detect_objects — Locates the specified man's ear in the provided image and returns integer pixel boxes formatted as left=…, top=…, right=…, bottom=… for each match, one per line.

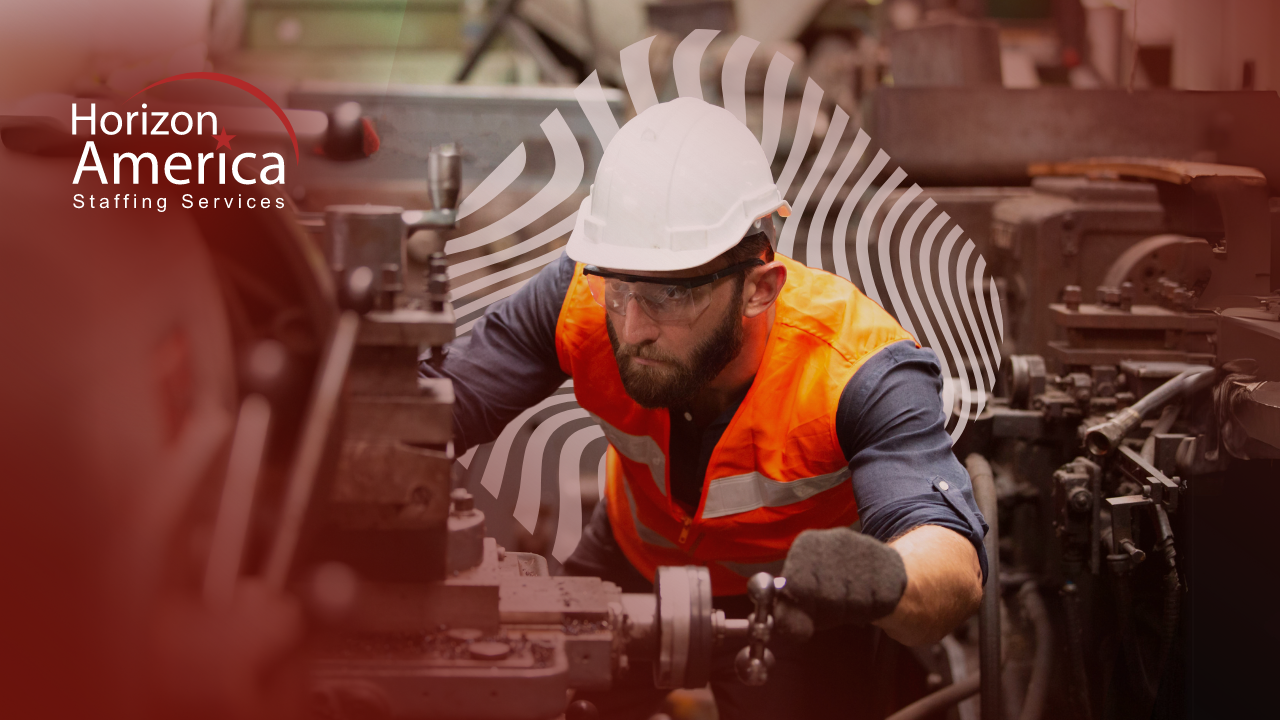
left=742, top=261, right=786, bottom=318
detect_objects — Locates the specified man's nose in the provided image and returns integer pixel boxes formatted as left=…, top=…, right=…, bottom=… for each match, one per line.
left=621, top=297, right=661, bottom=344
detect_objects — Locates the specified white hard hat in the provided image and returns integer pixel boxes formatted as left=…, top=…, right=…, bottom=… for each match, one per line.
left=565, top=97, right=791, bottom=272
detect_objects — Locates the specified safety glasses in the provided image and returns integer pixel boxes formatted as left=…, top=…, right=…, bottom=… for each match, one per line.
left=582, top=259, right=764, bottom=325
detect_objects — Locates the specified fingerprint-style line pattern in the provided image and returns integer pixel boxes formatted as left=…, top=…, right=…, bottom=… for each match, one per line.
left=552, top=425, right=605, bottom=562
left=801, top=128, right=869, bottom=267
left=673, top=29, right=720, bottom=100
left=444, top=110, right=582, bottom=255
left=442, top=30, right=1006, bottom=560
left=574, top=71, right=620, bottom=151
left=760, top=51, right=793, bottom=165
left=774, top=78, right=823, bottom=199
left=457, top=144, right=525, bottom=221
left=720, top=36, right=759, bottom=125
left=777, top=105, right=847, bottom=258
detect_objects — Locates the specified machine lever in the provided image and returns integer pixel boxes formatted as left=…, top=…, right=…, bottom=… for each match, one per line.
left=735, top=572, right=784, bottom=686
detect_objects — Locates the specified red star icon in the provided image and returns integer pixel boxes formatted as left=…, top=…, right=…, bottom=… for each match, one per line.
left=213, top=129, right=236, bottom=150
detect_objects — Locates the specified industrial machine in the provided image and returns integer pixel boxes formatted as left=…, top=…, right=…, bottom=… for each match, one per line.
left=292, top=144, right=784, bottom=720
left=946, top=157, right=1280, bottom=720
left=4, top=31, right=1279, bottom=718
left=0, top=98, right=780, bottom=720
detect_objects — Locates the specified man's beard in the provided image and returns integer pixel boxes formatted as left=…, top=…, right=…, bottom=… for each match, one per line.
left=605, top=286, right=746, bottom=409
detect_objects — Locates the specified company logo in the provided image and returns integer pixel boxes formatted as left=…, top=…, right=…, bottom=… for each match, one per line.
left=70, top=72, right=297, bottom=213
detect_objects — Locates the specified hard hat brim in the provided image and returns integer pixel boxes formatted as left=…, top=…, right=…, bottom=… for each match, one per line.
left=564, top=196, right=787, bottom=273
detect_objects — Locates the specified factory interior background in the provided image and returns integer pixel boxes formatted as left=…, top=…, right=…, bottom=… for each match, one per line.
left=1, top=2, right=1278, bottom=720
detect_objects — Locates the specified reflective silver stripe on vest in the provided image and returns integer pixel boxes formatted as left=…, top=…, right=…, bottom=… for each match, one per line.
left=592, top=414, right=666, bottom=496
left=718, top=559, right=786, bottom=578
left=623, top=478, right=676, bottom=549
left=701, top=467, right=852, bottom=519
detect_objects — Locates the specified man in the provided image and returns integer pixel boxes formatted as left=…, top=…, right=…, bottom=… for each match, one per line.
left=421, top=98, right=986, bottom=719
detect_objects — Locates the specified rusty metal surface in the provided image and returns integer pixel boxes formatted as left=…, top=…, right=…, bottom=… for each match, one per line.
left=1049, top=303, right=1218, bottom=331
left=991, top=178, right=1165, bottom=357
left=289, top=82, right=624, bottom=188
left=866, top=88, right=1280, bottom=195
left=1029, top=157, right=1268, bottom=185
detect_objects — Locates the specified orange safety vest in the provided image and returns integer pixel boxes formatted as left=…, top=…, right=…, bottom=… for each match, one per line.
left=554, top=255, right=917, bottom=595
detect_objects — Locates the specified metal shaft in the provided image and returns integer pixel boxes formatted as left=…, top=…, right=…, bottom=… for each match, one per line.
left=966, top=453, right=1001, bottom=720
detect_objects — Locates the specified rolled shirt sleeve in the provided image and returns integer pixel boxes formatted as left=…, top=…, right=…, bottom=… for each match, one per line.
left=837, top=340, right=990, bottom=582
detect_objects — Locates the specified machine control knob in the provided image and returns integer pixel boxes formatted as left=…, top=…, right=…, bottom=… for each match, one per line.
left=735, top=572, right=783, bottom=686
left=565, top=699, right=600, bottom=720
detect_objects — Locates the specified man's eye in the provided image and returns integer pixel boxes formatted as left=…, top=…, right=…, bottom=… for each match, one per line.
left=654, top=285, right=691, bottom=302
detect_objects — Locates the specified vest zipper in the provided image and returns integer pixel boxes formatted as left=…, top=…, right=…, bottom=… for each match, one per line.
left=677, top=515, right=693, bottom=545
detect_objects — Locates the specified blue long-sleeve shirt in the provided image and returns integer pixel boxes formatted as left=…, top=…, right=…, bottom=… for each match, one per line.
left=421, top=253, right=989, bottom=581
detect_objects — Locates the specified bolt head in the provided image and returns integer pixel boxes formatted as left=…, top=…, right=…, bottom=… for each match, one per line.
left=450, top=488, right=474, bottom=512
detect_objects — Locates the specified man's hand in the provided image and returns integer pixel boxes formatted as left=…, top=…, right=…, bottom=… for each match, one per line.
left=772, top=527, right=908, bottom=646
left=772, top=524, right=984, bottom=649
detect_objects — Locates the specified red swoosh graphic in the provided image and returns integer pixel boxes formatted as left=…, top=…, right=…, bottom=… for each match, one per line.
left=130, top=72, right=299, bottom=164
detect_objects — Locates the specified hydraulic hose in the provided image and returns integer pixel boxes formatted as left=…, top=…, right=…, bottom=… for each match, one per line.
left=965, top=453, right=1001, bottom=720
left=1085, top=368, right=1213, bottom=456
left=1140, top=404, right=1181, bottom=463
left=1159, top=566, right=1181, bottom=676
left=1108, top=555, right=1155, bottom=702
left=1152, top=504, right=1181, bottom=676
left=1060, top=582, right=1093, bottom=720
left=1017, top=582, right=1052, bottom=720
left=886, top=674, right=982, bottom=720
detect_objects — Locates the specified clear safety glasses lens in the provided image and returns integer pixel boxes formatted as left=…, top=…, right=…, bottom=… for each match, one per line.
left=585, top=275, right=714, bottom=325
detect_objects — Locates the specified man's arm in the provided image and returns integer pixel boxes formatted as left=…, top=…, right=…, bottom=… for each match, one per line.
left=876, top=524, right=983, bottom=646
left=837, top=340, right=988, bottom=646
left=419, top=253, right=576, bottom=451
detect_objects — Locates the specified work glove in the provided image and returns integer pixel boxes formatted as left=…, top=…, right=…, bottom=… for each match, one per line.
left=771, top=527, right=908, bottom=646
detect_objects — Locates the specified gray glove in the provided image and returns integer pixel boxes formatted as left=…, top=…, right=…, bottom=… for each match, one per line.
left=772, top=527, right=908, bottom=645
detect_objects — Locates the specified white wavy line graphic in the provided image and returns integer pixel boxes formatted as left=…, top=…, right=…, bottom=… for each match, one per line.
left=804, top=128, right=870, bottom=269
left=832, top=149, right=890, bottom=282
left=515, top=407, right=592, bottom=533
left=889, top=192, right=933, bottom=341
left=673, top=29, right=719, bottom=100
left=620, top=36, right=659, bottom=114
left=760, top=51, right=793, bottom=163
left=478, top=390, right=578, bottom=499
left=937, top=227, right=976, bottom=439
left=720, top=35, right=759, bottom=126
left=877, top=183, right=924, bottom=334
left=453, top=245, right=565, bottom=311
left=774, top=78, right=823, bottom=199
left=457, top=143, right=526, bottom=221
left=991, top=276, right=1006, bottom=342
left=575, top=71, right=621, bottom=151
left=445, top=110, right=583, bottom=255
left=902, top=206, right=958, bottom=421
left=973, top=255, right=1003, bottom=381
left=551, top=426, right=605, bottom=561
left=956, top=240, right=992, bottom=419
left=777, top=105, right=848, bottom=258
left=919, top=221, right=969, bottom=435
left=852, top=166, right=907, bottom=292
left=449, top=212, right=576, bottom=280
